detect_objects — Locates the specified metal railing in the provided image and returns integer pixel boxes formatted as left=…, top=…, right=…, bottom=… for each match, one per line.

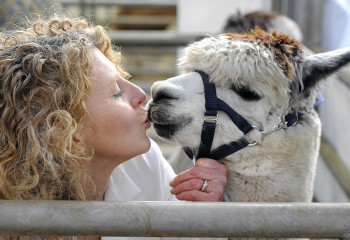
left=0, top=200, right=349, bottom=239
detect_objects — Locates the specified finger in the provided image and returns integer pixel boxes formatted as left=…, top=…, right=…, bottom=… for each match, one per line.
left=170, top=166, right=217, bottom=187
left=170, top=161, right=227, bottom=188
left=171, top=176, right=226, bottom=196
left=175, top=190, right=222, bottom=202
left=173, top=179, right=225, bottom=202
left=196, top=158, right=228, bottom=174
left=170, top=178, right=206, bottom=195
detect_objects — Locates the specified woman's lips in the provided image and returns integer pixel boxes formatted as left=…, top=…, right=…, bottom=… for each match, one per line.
left=143, top=118, right=151, bottom=129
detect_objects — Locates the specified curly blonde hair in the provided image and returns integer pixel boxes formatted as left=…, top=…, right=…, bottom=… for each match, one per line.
left=0, top=14, right=129, bottom=201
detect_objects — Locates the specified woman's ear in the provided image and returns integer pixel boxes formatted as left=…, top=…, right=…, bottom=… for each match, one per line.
left=71, top=125, right=95, bottom=156
left=73, top=131, right=83, bottom=144
left=70, top=130, right=85, bottom=155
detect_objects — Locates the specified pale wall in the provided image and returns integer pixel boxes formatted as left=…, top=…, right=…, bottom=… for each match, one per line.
left=178, top=0, right=272, bottom=35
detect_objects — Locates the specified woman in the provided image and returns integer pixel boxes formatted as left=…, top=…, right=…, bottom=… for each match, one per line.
left=0, top=14, right=227, bottom=238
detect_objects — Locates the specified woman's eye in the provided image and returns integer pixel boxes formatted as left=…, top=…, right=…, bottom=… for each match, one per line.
left=231, top=85, right=261, bottom=101
left=113, top=89, right=124, bottom=98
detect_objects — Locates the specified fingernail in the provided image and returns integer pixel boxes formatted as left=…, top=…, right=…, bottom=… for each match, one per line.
left=169, top=179, right=174, bottom=187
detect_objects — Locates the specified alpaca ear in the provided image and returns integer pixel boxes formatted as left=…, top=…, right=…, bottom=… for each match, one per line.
left=302, top=47, right=350, bottom=91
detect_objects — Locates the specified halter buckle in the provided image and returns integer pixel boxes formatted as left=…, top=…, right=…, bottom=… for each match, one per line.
left=204, top=114, right=218, bottom=125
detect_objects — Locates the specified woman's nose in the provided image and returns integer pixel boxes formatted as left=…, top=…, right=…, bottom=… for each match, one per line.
left=129, top=81, right=146, bottom=108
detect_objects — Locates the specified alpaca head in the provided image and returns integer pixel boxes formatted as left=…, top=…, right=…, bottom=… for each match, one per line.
left=147, top=29, right=350, bottom=158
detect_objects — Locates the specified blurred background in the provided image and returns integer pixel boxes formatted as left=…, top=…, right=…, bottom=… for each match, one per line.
left=1, top=0, right=349, bottom=203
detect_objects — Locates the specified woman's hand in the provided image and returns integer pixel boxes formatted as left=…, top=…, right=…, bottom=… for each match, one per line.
left=169, top=158, right=227, bottom=201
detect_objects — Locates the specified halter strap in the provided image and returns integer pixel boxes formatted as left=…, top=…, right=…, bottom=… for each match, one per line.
left=285, top=112, right=300, bottom=127
left=194, top=70, right=218, bottom=159
left=217, top=98, right=253, bottom=134
left=183, top=70, right=321, bottom=162
left=184, top=70, right=254, bottom=161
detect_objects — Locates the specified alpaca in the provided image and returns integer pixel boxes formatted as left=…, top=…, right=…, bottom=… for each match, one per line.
left=147, top=29, right=350, bottom=202
left=167, top=11, right=308, bottom=174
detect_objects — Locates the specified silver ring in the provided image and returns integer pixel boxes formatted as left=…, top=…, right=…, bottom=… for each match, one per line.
left=200, top=179, right=209, bottom=192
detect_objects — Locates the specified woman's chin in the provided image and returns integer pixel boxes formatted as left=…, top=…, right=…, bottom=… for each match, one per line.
left=139, top=136, right=152, bottom=154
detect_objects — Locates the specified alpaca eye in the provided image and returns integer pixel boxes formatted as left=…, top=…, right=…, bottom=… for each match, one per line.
left=231, top=85, right=261, bottom=101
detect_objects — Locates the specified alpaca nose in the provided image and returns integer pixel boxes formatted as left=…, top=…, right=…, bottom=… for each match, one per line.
left=151, top=81, right=178, bottom=103
left=153, top=90, right=177, bottom=103
left=150, top=80, right=162, bottom=99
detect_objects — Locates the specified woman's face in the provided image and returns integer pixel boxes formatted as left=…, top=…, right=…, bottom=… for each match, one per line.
left=77, top=48, right=151, bottom=163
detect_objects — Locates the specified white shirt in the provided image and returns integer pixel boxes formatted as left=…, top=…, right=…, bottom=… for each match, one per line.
left=102, top=140, right=225, bottom=240
left=102, top=140, right=181, bottom=240
left=104, top=139, right=177, bottom=202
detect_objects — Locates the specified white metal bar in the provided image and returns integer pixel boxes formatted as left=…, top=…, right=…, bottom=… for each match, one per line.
left=107, top=30, right=196, bottom=46
left=108, top=16, right=176, bottom=25
left=0, top=201, right=349, bottom=238
left=60, top=0, right=177, bottom=7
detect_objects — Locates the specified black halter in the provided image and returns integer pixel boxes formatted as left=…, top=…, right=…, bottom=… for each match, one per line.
left=183, top=70, right=301, bottom=162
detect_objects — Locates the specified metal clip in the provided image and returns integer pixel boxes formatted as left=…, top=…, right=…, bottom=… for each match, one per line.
left=260, top=115, right=287, bottom=137
left=277, top=115, right=288, bottom=129
left=247, top=125, right=260, bottom=146
left=203, top=114, right=218, bottom=125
